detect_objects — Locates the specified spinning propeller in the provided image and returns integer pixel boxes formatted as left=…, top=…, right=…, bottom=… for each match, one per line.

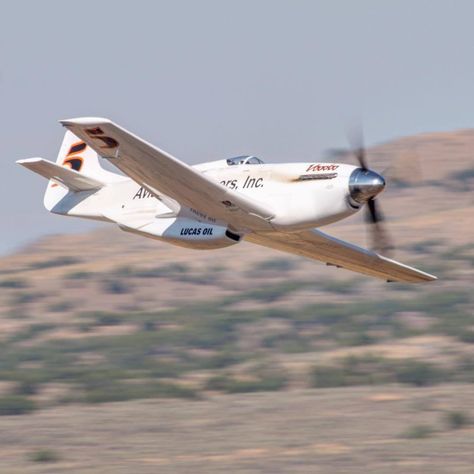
left=347, top=129, right=394, bottom=255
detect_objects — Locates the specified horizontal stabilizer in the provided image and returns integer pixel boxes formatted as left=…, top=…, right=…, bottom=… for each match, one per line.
left=17, top=158, right=104, bottom=192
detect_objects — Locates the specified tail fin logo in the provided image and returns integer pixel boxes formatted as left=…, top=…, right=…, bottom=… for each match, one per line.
left=51, top=141, right=86, bottom=187
left=63, top=141, right=86, bottom=171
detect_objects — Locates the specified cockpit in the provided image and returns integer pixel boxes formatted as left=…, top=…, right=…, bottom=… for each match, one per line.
left=226, top=155, right=264, bottom=166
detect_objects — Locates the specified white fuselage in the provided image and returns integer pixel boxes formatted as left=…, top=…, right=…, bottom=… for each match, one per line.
left=52, top=160, right=361, bottom=249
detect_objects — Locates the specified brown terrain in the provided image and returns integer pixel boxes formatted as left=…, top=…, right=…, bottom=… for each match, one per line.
left=0, top=129, right=473, bottom=473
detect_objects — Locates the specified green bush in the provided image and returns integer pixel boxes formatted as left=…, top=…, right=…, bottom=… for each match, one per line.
left=205, top=373, right=287, bottom=393
left=126, top=263, right=190, bottom=279
left=310, top=355, right=389, bottom=388
left=445, top=411, right=470, bottom=430
left=310, top=356, right=448, bottom=389
left=319, top=279, right=359, bottom=294
left=459, top=331, right=474, bottom=344
left=401, top=424, right=435, bottom=439
left=66, top=271, right=93, bottom=280
left=441, top=244, right=474, bottom=265
left=395, top=361, right=445, bottom=387
left=310, top=366, right=347, bottom=388
left=142, top=320, right=156, bottom=332
left=205, top=375, right=232, bottom=391
left=11, top=292, right=44, bottom=305
left=245, top=281, right=310, bottom=303
left=0, top=395, right=36, bottom=416
left=14, top=381, right=39, bottom=396
left=48, top=301, right=73, bottom=312
left=0, top=278, right=28, bottom=289
left=9, top=323, right=56, bottom=343
left=103, top=280, right=130, bottom=294
left=339, top=331, right=377, bottom=347
left=31, top=256, right=80, bottom=269
left=254, top=258, right=296, bottom=272
left=410, top=239, right=444, bottom=253
left=83, top=381, right=198, bottom=403
left=450, top=168, right=474, bottom=183
left=262, top=333, right=312, bottom=353
left=96, top=313, right=123, bottom=326
left=28, top=449, right=59, bottom=463
left=113, top=266, right=132, bottom=277
left=457, top=357, right=474, bottom=383
left=200, top=352, right=241, bottom=369
left=78, top=311, right=129, bottom=325
left=178, top=272, right=220, bottom=286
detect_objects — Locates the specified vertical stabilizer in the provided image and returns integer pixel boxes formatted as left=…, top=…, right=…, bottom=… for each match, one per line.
left=44, top=130, right=118, bottom=211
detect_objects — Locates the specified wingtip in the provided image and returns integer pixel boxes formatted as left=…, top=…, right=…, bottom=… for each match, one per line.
left=59, top=117, right=112, bottom=127
left=415, top=272, right=438, bottom=283
left=415, top=271, right=438, bottom=283
left=377, top=254, right=438, bottom=283
left=419, top=269, right=438, bottom=282
left=16, top=157, right=44, bottom=165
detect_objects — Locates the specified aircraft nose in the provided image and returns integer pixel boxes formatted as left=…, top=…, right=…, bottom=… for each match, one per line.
left=349, top=168, right=386, bottom=204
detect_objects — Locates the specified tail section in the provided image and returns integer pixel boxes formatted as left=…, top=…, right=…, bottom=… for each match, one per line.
left=39, top=130, right=106, bottom=210
left=17, top=130, right=122, bottom=212
left=56, top=130, right=112, bottom=178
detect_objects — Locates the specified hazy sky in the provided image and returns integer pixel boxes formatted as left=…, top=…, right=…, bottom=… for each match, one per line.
left=1, top=0, right=474, bottom=254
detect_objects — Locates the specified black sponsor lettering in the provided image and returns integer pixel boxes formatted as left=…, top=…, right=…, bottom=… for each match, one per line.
left=190, top=208, right=207, bottom=219
left=220, top=177, right=264, bottom=190
left=220, top=179, right=238, bottom=190
left=133, top=187, right=156, bottom=200
left=179, top=227, right=214, bottom=236
left=242, top=176, right=264, bottom=189
left=189, top=208, right=217, bottom=223
left=133, top=188, right=143, bottom=199
left=180, top=228, right=201, bottom=236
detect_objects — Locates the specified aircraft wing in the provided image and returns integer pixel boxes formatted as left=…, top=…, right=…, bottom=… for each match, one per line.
left=59, top=117, right=274, bottom=231
left=246, top=229, right=437, bottom=282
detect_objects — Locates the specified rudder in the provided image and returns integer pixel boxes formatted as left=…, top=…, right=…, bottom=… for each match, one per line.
left=55, top=130, right=109, bottom=176
left=44, top=130, right=119, bottom=210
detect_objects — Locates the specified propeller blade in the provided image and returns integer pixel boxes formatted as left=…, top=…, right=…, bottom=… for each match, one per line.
left=355, top=146, right=368, bottom=171
left=366, top=198, right=381, bottom=223
left=347, top=125, right=368, bottom=170
left=344, top=124, right=395, bottom=256
left=365, top=198, right=394, bottom=255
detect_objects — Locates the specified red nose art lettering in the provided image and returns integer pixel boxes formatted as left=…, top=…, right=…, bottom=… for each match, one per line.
left=306, top=164, right=339, bottom=173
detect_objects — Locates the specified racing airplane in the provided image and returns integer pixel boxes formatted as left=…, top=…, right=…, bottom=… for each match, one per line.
left=17, top=117, right=436, bottom=283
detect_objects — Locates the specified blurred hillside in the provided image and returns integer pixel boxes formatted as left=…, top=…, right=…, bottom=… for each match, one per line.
left=0, top=129, right=473, bottom=472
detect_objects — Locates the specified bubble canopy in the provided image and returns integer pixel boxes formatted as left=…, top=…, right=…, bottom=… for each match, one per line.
left=226, top=155, right=264, bottom=166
